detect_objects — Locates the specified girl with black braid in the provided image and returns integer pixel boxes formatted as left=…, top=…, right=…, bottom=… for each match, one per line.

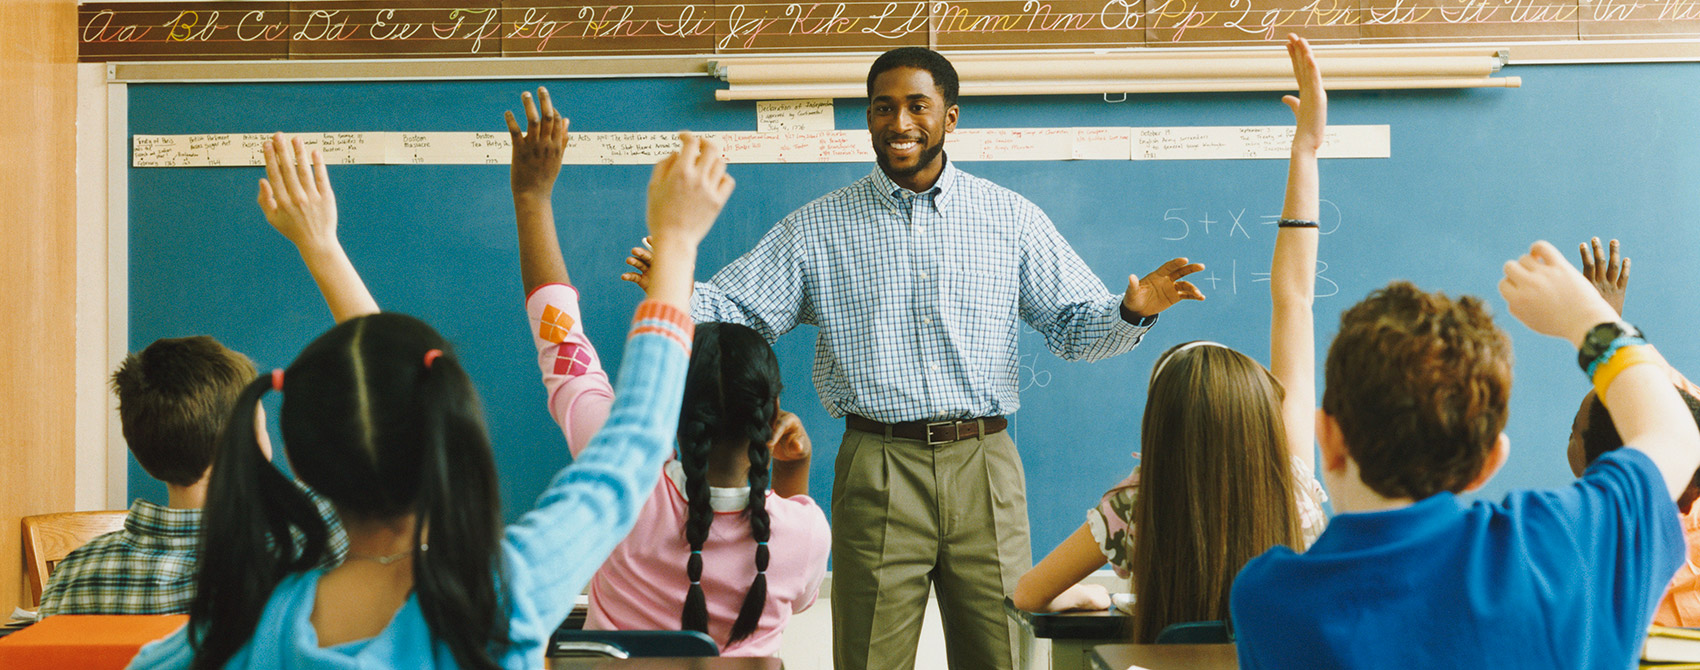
left=512, top=88, right=830, bottom=656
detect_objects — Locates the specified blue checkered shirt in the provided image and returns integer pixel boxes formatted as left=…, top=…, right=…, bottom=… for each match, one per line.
left=37, top=492, right=347, bottom=617
left=692, top=158, right=1154, bottom=423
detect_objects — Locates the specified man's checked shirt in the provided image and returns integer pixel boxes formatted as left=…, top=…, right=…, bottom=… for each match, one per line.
left=691, top=158, right=1154, bottom=424
left=37, top=494, right=346, bottom=616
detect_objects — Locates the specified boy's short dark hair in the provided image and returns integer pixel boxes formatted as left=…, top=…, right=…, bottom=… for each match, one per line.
left=1322, top=281, right=1513, bottom=500
left=1576, top=387, right=1700, bottom=467
left=867, top=47, right=960, bottom=107
left=112, top=336, right=256, bottom=486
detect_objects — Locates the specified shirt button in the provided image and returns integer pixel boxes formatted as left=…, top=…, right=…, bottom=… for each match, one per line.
left=922, top=317, right=933, bottom=325
left=928, top=363, right=939, bottom=371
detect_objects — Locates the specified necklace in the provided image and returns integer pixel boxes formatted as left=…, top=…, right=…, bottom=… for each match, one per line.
left=348, top=544, right=425, bottom=566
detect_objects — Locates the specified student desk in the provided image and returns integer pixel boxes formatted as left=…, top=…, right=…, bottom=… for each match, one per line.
left=550, top=658, right=782, bottom=669
left=1003, top=597, right=1133, bottom=670
left=1088, top=643, right=1237, bottom=670
left=0, top=614, right=186, bottom=670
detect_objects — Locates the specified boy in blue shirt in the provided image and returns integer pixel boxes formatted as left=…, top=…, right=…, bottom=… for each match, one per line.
left=1230, top=241, right=1700, bottom=669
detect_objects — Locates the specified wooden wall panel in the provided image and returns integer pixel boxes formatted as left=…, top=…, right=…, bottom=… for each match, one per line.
left=0, top=0, right=81, bottom=610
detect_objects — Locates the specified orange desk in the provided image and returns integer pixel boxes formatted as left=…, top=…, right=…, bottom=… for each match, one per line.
left=0, top=615, right=186, bottom=670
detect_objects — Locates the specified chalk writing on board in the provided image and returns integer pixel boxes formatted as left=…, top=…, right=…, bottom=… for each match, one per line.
left=1018, top=353, right=1053, bottom=392
left=1156, top=204, right=1344, bottom=298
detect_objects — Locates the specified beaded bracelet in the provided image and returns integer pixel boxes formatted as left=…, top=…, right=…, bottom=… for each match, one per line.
left=1277, top=219, right=1319, bottom=228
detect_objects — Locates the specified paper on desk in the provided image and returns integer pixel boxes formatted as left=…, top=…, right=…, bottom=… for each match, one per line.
left=756, top=99, right=835, bottom=131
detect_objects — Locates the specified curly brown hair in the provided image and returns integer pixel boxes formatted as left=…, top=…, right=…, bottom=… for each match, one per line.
left=1322, top=281, right=1513, bottom=500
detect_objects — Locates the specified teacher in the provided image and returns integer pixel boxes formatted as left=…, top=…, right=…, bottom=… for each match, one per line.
left=624, top=47, right=1204, bottom=670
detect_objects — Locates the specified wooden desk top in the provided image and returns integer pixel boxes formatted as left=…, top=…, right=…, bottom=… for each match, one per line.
left=1003, top=597, right=1132, bottom=640
left=550, top=658, right=782, bottom=670
left=1089, top=643, right=1236, bottom=670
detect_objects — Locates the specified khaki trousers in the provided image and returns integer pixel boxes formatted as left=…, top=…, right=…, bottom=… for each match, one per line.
left=831, top=425, right=1032, bottom=670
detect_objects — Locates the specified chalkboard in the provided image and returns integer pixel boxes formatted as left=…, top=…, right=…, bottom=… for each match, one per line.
left=127, top=64, right=1700, bottom=563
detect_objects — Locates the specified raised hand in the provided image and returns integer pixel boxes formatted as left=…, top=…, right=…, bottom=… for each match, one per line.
left=769, top=410, right=811, bottom=462
left=1577, top=237, right=1629, bottom=315
left=258, top=132, right=338, bottom=253
left=621, top=243, right=653, bottom=291
left=1124, top=257, right=1206, bottom=318
left=506, top=86, right=569, bottom=202
left=1499, top=240, right=1619, bottom=346
left=1282, top=34, right=1326, bottom=156
left=647, top=132, right=734, bottom=249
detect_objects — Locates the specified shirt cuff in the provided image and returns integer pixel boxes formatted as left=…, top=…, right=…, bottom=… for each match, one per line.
left=1119, top=303, right=1159, bottom=327
left=632, top=301, right=695, bottom=353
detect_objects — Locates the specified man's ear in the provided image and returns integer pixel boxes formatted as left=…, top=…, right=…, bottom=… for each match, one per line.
left=1316, top=409, right=1349, bottom=476
left=1461, top=433, right=1511, bottom=493
left=944, top=104, right=959, bottom=134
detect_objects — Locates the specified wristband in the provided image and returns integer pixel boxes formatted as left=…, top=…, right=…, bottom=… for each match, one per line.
left=1277, top=219, right=1319, bottom=228
left=1583, top=335, right=1647, bottom=378
left=1592, top=344, right=1660, bottom=404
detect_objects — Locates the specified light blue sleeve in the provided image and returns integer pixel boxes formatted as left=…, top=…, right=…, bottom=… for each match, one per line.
left=688, top=217, right=810, bottom=340
left=1016, top=205, right=1152, bottom=362
left=125, top=624, right=194, bottom=670
left=498, top=310, right=692, bottom=649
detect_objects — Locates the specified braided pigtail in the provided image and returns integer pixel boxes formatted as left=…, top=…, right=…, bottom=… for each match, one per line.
left=727, top=402, right=776, bottom=644
left=679, top=414, right=717, bottom=635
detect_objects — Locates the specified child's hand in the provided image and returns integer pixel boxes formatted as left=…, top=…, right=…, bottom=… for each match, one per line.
left=258, top=132, right=338, bottom=253
left=505, top=87, right=569, bottom=202
left=1043, top=583, right=1112, bottom=612
left=1577, top=237, right=1629, bottom=315
left=646, top=132, right=734, bottom=250
left=1283, top=34, right=1326, bottom=156
left=769, top=410, right=811, bottom=462
left=1499, top=240, right=1620, bottom=347
left=620, top=243, right=654, bottom=292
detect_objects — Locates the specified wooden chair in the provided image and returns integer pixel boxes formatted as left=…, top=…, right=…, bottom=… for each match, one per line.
left=21, top=511, right=128, bottom=609
left=548, top=630, right=719, bottom=659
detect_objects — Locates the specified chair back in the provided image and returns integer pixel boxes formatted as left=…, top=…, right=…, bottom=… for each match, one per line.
left=21, top=511, right=129, bottom=608
left=1154, top=620, right=1233, bottom=644
left=547, top=630, right=720, bottom=659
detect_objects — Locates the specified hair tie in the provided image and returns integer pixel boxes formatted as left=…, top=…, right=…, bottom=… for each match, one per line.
left=423, top=349, right=444, bottom=369
left=270, top=369, right=284, bottom=392
left=691, top=549, right=702, bottom=555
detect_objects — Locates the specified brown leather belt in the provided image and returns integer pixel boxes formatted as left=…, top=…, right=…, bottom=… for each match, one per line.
left=846, top=414, right=1008, bottom=446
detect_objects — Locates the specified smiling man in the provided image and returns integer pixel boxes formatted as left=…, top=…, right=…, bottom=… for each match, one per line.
left=624, top=47, right=1204, bottom=670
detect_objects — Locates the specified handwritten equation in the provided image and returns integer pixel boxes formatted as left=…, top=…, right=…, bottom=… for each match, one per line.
left=132, top=125, right=1390, bottom=167
left=1153, top=203, right=1345, bottom=298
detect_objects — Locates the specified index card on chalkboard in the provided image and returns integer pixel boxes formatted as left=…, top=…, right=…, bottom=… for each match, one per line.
left=757, top=99, right=835, bottom=131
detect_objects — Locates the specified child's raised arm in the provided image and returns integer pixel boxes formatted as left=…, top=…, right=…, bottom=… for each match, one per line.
left=1269, top=34, right=1324, bottom=475
left=258, top=132, right=378, bottom=323
left=1500, top=241, right=1700, bottom=500
left=507, top=87, right=572, bottom=294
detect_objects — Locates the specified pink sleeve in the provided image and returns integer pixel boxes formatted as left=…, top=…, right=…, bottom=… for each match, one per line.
left=1086, top=469, right=1140, bottom=579
left=790, top=496, right=832, bottom=614
left=526, top=283, right=615, bottom=457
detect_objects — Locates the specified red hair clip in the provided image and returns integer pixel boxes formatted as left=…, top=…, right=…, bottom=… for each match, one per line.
left=423, top=349, right=444, bottom=369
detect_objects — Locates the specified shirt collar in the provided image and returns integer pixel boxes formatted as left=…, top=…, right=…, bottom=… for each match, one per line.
left=1304, top=492, right=1465, bottom=555
left=124, top=498, right=202, bottom=549
left=868, top=153, right=958, bottom=212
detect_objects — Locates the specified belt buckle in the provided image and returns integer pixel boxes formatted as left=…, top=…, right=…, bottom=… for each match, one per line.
left=925, top=421, right=958, bottom=446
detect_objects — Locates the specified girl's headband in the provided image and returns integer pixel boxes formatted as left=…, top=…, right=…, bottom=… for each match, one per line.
left=1150, top=341, right=1229, bottom=381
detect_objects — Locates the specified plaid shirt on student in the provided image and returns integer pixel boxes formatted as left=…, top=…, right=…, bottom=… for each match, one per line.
left=692, top=158, right=1154, bottom=424
left=37, top=492, right=347, bottom=617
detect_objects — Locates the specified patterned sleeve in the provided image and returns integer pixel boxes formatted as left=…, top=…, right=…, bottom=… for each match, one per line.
left=500, top=300, right=694, bottom=651
left=1016, top=203, right=1153, bottom=362
left=689, top=216, right=810, bottom=340
left=527, top=283, right=614, bottom=456
left=1086, top=469, right=1141, bottom=578
left=1291, top=456, right=1330, bottom=548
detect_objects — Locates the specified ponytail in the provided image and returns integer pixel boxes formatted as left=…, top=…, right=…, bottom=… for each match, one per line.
left=727, top=407, right=776, bottom=644
left=412, top=352, right=507, bottom=670
left=679, top=416, right=715, bottom=636
left=189, top=374, right=330, bottom=670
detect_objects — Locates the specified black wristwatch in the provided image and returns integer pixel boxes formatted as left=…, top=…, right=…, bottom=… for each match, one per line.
left=1578, top=321, right=1644, bottom=372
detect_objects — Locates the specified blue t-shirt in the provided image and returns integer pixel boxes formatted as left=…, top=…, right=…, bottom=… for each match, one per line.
left=1231, top=448, right=1684, bottom=670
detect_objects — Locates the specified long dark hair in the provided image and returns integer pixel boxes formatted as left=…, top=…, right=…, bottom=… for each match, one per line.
left=1130, top=342, right=1301, bottom=643
left=188, top=313, right=507, bottom=670
left=676, top=322, right=783, bottom=645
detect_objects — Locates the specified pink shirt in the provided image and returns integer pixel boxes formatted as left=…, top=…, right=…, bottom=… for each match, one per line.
left=528, top=284, right=830, bottom=657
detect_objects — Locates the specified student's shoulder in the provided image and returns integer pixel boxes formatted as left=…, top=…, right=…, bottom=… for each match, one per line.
left=1229, top=547, right=1310, bottom=624
left=768, top=494, right=831, bottom=544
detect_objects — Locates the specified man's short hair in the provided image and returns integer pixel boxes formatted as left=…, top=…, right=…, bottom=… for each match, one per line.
left=1577, top=387, right=1700, bottom=467
left=112, top=336, right=256, bottom=486
left=1322, top=281, right=1513, bottom=500
left=867, top=47, right=960, bottom=107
